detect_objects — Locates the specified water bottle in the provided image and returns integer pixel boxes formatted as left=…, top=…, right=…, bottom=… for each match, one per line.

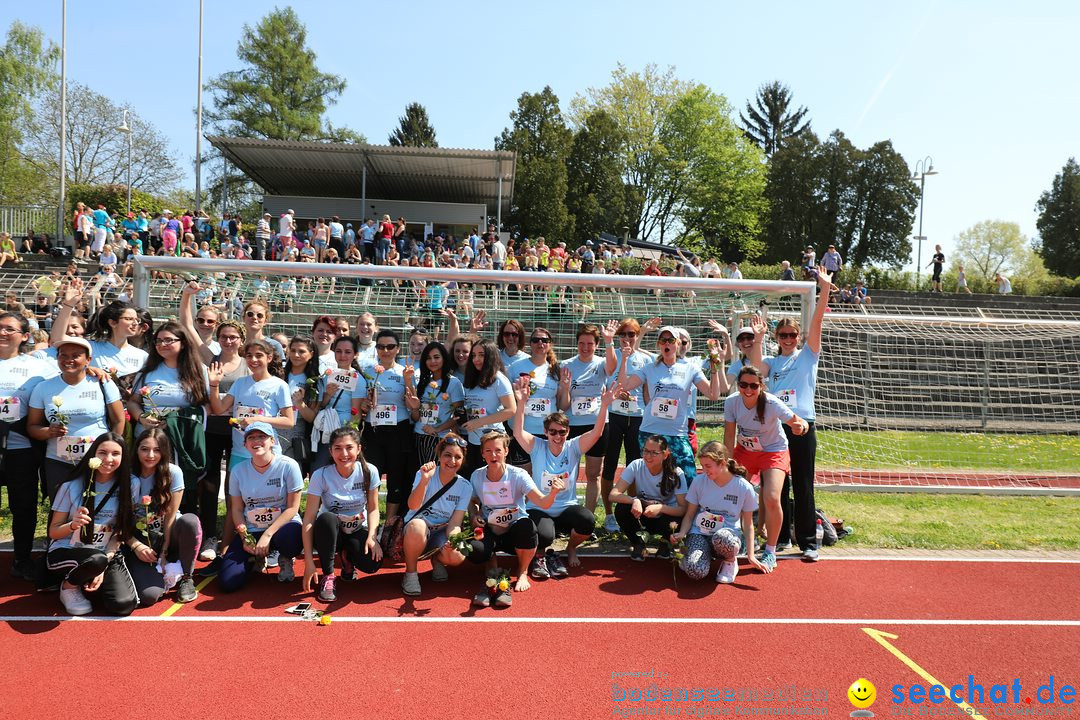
left=815, top=518, right=824, bottom=548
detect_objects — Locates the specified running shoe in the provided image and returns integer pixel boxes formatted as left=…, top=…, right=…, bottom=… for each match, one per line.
left=402, top=572, right=422, bottom=596
left=716, top=561, right=739, bottom=584
left=195, top=556, right=222, bottom=577
left=471, top=588, right=491, bottom=607
left=493, top=588, right=513, bottom=608
left=776, top=541, right=792, bottom=552
left=629, top=545, right=645, bottom=562
left=59, top=586, right=92, bottom=616
left=655, top=544, right=672, bottom=560
left=198, top=537, right=218, bottom=562
left=277, top=557, right=295, bottom=583
left=758, top=550, right=777, bottom=571
left=430, top=556, right=448, bottom=582
left=802, top=547, right=820, bottom=562
left=320, top=574, right=338, bottom=602
left=176, top=575, right=198, bottom=603
left=10, top=559, right=36, bottom=581
left=340, top=556, right=356, bottom=582
left=265, top=549, right=280, bottom=568
left=545, top=550, right=569, bottom=578
left=602, top=514, right=620, bottom=533
left=529, top=555, right=550, bottom=580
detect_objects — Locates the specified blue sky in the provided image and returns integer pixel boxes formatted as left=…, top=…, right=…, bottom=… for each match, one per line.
left=5, top=0, right=1076, bottom=270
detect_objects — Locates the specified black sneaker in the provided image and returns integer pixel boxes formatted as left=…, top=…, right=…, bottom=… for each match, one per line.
left=545, top=550, right=569, bottom=578
left=195, top=556, right=222, bottom=578
left=656, top=544, right=672, bottom=560
left=630, top=545, right=646, bottom=562
left=176, top=575, right=198, bottom=603
left=10, top=559, right=36, bottom=581
left=529, top=555, right=550, bottom=580
left=493, top=588, right=513, bottom=608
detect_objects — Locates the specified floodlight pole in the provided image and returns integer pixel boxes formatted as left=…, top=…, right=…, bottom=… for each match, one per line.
left=57, top=0, right=67, bottom=246
left=912, top=156, right=937, bottom=289
left=195, top=0, right=204, bottom=214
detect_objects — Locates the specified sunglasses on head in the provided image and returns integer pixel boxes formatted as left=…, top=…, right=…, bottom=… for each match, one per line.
left=738, top=381, right=760, bottom=390
left=442, top=437, right=468, bottom=448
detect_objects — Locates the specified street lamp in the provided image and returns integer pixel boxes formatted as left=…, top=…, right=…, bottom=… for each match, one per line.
left=118, top=109, right=133, bottom=215
left=912, top=156, right=938, bottom=289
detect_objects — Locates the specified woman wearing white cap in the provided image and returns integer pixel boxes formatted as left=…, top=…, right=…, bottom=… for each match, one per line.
left=27, top=336, right=125, bottom=498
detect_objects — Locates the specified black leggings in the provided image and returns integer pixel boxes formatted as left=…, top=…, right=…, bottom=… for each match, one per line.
left=603, top=413, right=642, bottom=483
left=467, top=516, right=537, bottom=563
left=781, top=423, right=818, bottom=550
left=199, top=429, right=232, bottom=539
left=126, top=514, right=203, bottom=606
left=464, top=442, right=484, bottom=479
left=46, top=546, right=138, bottom=616
left=528, top=506, right=596, bottom=552
left=2, top=448, right=39, bottom=563
left=364, top=421, right=415, bottom=507
left=614, top=503, right=675, bottom=547
left=312, top=512, right=382, bottom=576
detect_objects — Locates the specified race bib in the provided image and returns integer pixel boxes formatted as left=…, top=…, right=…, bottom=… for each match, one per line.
left=245, top=506, right=282, bottom=530
left=419, top=403, right=439, bottom=425
left=0, top=396, right=19, bottom=422
left=525, top=397, right=552, bottom=417
left=776, top=388, right=796, bottom=408
left=337, top=513, right=362, bottom=535
left=58, top=436, right=91, bottom=464
left=487, top=506, right=520, bottom=528
left=650, top=397, right=678, bottom=420
left=481, top=480, right=512, bottom=507
left=737, top=434, right=764, bottom=452
left=694, top=511, right=723, bottom=536
left=614, top=397, right=640, bottom=415
left=80, top=524, right=113, bottom=550
left=467, top=406, right=488, bottom=422
left=571, top=396, right=600, bottom=416
left=145, top=513, right=163, bottom=534
left=371, top=404, right=397, bottom=426
left=539, top=471, right=568, bottom=493
left=330, top=369, right=358, bottom=392
left=236, top=405, right=263, bottom=420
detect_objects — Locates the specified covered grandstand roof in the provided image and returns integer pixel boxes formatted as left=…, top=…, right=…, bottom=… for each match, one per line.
left=206, top=136, right=516, bottom=217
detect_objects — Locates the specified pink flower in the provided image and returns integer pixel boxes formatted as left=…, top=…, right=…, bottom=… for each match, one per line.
left=140, top=495, right=152, bottom=505
left=373, top=364, right=385, bottom=374
left=324, top=369, right=332, bottom=376
left=139, top=386, right=150, bottom=396
left=441, top=393, right=449, bottom=400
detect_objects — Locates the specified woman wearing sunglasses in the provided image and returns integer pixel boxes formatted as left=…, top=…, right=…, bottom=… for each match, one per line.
left=617, top=325, right=726, bottom=484
left=496, top=319, right=528, bottom=371
left=753, top=269, right=832, bottom=562
left=506, top=327, right=561, bottom=472
left=723, top=366, right=808, bottom=572
left=240, top=300, right=285, bottom=362
left=608, top=435, right=688, bottom=560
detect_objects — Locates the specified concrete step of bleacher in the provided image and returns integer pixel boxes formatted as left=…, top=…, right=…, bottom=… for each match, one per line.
left=868, top=288, right=1080, bottom=314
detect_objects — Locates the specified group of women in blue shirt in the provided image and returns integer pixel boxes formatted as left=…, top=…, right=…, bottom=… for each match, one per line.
left=0, top=267, right=834, bottom=614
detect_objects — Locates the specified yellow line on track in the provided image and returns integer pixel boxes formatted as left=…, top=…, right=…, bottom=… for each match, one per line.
left=159, top=576, right=215, bottom=617
left=862, top=628, right=987, bottom=720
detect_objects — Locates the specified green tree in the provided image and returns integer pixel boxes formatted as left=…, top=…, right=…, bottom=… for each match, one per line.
left=739, top=81, right=811, bottom=157
left=954, top=220, right=1036, bottom=281
left=762, top=132, right=820, bottom=263
left=495, top=87, right=573, bottom=242
left=1035, top=158, right=1080, bottom=277
left=565, top=109, right=628, bottom=244
left=0, top=21, right=57, bottom=204
left=388, top=102, right=438, bottom=147
left=203, top=6, right=364, bottom=211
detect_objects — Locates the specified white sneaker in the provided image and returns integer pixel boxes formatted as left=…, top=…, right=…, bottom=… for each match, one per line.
left=430, top=556, right=449, bottom=582
left=60, top=586, right=93, bottom=615
left=602, top=514, right=620, bottom=533
left=716, top=560, right=739, bottom=584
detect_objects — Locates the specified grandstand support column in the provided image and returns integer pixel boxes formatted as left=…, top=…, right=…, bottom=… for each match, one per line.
left=133, top=257, right=150, bottom=309
left=496, top=173, right=503, bottom=231
left=360, top=164, right=366, bottom=222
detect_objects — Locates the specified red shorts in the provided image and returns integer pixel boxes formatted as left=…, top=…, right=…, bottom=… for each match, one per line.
left=733, top=447, right=790, bottom=484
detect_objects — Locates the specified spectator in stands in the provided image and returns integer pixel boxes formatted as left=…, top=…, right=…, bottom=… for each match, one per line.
left=994, top=272, right=1012, bottom=294
left=956, top=264, right=972, bottom=294
left=927, top=245, right=945, bottom=293
left=0, top=232, right=18, bottom=267
left=19, top=234, right=33, bottom=255
left=839, top=285, right=855, bottom=304
left=702, top=257, right=722, bottom=278
left=253, top=213, right=271, bottom=261
left=377, top=215, right=394, bottom=265
left=854, top=281, right=871, bottom=304
left=726, top=262, right=743, bottom=280
left=821, top=244, right=843, bottom=283
left=780, top=260, right=796, bottom=281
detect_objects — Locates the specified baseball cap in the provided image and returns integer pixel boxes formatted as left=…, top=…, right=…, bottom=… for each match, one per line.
left=242, top=421, right=276, bottom=438
left=55, top=336, right=93, bottom=357
left=657, top=325, right=681, bottom=341
left=736, top=326, right=755, bottom=339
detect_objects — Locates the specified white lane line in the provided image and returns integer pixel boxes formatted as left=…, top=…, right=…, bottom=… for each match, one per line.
left=2, top=616, right=1078, bottom=625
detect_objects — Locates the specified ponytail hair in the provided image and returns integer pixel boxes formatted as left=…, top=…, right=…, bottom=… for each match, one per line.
left=327, top=426, right=371, bottom=492
left=531, top=326, right=559, bottom=376
left=737, top=366, right=768, bottom=424
left=645, top=435, right=679, bottom=498
left=698, top=440, right=748, bottom=479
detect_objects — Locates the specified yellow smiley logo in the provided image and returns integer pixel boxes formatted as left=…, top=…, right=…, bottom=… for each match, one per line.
left=848, top=678, right=876, bottom=709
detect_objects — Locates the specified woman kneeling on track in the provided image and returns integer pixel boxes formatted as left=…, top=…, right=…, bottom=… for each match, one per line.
left=46, top=433, right=140, bottom=616
left=512, top=377, right=618, bottom=578
left=467, top=430, right=566, bottom=607
left=723, top=366, right=808, bottom=572
left=609, top=435, right=688, bottom=561
left=401, top=433, right=473, bottom=596
left=302, top=427, right=382, bottom=602
left=672, top=441, right=767, bottom=584
left=127, top=429, right=202, bottom=605
left=220, top=422, right=304, bottom=592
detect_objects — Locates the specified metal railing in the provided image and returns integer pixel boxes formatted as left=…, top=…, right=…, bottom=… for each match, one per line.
left=0, top=205, right=58, bottom=237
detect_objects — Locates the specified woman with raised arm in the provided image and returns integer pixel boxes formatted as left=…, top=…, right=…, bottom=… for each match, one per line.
left=506, top=326, right=561, bottom=471
left=557, top=323, right=610, bottom=524
left=724, top=366, right=808, bottom=572
left=52, top=280, right=147, bottom=386
left=460, top=339, right=515, bottom=477
left=301, top=426, right=382, bottom=602
left=513, top=377, right=616, bottom=576
left=753, top=269, right=832, bottom=561
left=608, top=435, right=689, bottom=560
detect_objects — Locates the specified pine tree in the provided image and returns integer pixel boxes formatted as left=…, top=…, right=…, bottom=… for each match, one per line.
left=739, top=81, right=810, bottom=157
left=388, top=103, right=438, bottom=147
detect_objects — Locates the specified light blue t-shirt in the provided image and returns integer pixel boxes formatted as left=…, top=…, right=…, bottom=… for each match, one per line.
left=412, top=374, right=465, bottom=437
left=317, top=367, right=369, bottom=425
left=306, top=461, right=381, bottom=525
left=51, top=475, right=141, bottom=551
left=0, top=353, right=58, bottom=450
left=92, top=208, right=109, bottom=229
left=621, top=458, right=687, bottom=508
left=610, top=349, right=653, bottom=417
left=631, top=358, right=706, bottom=436
left=685, top=474, right=756, bottom=534
left=134, top=463, right=185, bottom=527
left=685, top=355, right=703, bottom=421
left=726, top=356, right=753, bottom=388
left=562, top=355, right=607, bottom=426
left=226, top=375, right=291, bottom=458
left=723, top=392, right=795, bottom=453
left=29, top=374, right=121, bottom=463
left=134, top=364, right=210, bottom=433
left=362, top=361, right=408, bottom=425
left=228, top=454, right=304, bottom=531
left=89, top=340, right=148, bottom=378
left=508, top=357, right=559, bottom=435
left=403, top=470, right=472, bottom=525
left=469, top=463, right=537, bottom=530
left=462, top=371, right=513, bottom=445
left=525, top=437, right=581, bottom=516
left=499, top=349, right=527, bottom=373
left=764, top=348, right=819, bottom=422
